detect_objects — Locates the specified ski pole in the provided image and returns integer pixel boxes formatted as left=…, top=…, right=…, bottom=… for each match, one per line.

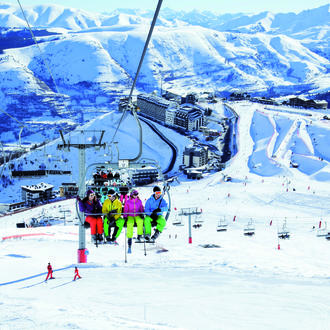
left=143, top=224, right=147, bottom=256
left=124, top=227, right=127, bottom=263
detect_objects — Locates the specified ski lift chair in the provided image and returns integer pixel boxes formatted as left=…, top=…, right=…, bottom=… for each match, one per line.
left=244, top=219, right=255, bottom=236
left=172, top=213, right=184, bottom=226
left=76, top=159, right=171, bottom=242
left=217, top=217, right=228, bottom=232
left=194, top=213, right=204, bottom=224
left=278, top=219, right=290, bottom=239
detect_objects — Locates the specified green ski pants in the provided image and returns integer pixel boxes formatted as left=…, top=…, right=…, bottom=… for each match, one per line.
left=126, top=216, right=144, bottom=238
left=144, top=215, right=166, bottom=235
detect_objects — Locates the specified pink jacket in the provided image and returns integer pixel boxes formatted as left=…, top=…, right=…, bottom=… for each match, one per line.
left=123, top=196, right=144, bottom=217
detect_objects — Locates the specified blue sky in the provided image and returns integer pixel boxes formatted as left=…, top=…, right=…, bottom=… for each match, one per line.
left=9, top=0, right=330, bottom=14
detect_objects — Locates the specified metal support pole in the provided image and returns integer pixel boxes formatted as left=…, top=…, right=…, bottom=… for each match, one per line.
left=188, top=214, right=192, bottom=244
left=78, top=147, right=87, bottom=262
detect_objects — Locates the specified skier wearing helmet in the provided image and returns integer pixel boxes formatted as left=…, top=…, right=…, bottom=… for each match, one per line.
left=102, top=188, right=124, bottom=244
left=123, top=189, right=144, bottom=253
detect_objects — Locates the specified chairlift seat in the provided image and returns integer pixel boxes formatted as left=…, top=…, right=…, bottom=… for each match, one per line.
left=217, top=223, right=228, bottom=232
left=244, top=225, right=255, bottom=236
left=194, top=219, right=204, bottom=224
left=173, top=222, right=184, bottom=226
left=278, top=231, right=290, bottom=239
left=244, top=230, right=255, bottom=236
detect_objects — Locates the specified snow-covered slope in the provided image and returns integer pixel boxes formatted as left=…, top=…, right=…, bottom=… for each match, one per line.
left=1, top=102, right=330, bottom=329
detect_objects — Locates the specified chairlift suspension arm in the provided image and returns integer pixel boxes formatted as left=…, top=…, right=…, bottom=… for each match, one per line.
left=110, top=0, right=163, bottom=162
left=127, top=0, right=163, bottom=105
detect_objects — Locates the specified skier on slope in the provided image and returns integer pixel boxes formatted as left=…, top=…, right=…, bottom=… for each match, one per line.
left=102, top=188, right=125, bottom=244
left=144, top=186, right=168, bottom=241
left=45, top=262, right=54, bottom=281
left=123, top=189, right=144, bottom=253
left=73, top=267, right=81, bottom=281
left=77, top=189, right=103, bottom=243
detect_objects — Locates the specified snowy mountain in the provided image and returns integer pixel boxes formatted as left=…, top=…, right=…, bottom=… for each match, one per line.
left=1, top=6, right=330, bottom=327
left=0, top=3, right=329, bottom=144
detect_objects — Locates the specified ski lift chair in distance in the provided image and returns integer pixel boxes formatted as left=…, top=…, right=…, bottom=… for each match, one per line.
left=217, top=217, right=228, bottom=232
left=244, top=219, right=255, bottom=236
left=194, top=213, right=204, bottom=224
left=278, top=219, right=290, bottom=239
left=172, top=213, right=184, bottom=226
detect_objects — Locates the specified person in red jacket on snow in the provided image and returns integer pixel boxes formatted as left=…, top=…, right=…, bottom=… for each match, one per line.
left=45, top=262, right=54, bottom=281
left=73, top=267, right=81, bottom=281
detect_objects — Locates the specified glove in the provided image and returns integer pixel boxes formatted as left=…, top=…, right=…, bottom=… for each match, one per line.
left=83, top=221, right=90, bottom=229
left=108, top=210, right=117, bottom=215
left=76, top=196, right=81, bottom=202
left=154, top=208, right=161, bottom=213
left=150, top=211, right=158, bottom=222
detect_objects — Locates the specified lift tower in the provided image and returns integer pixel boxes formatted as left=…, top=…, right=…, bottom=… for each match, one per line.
left=57, top=129, right=106, bottom=263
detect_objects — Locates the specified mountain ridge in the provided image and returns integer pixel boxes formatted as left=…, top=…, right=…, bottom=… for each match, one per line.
left=0, top=3, right=329, bottom=143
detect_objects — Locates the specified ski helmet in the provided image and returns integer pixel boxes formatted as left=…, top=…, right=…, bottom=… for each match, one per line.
left=153, top=186, right=161, bottom=193
left=108, top=188, right=116, bottom=195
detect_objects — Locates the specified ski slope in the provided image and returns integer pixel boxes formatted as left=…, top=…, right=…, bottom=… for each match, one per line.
left=1, top=174, right=330, bottom=329
left=1, top=101, right=330, bottom=329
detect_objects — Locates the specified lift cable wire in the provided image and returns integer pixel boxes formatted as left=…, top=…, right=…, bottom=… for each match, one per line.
left=0, top=108, right=25, bottom=127
left=0, top=108, right=27, bottom=148
left=110, top=0, right=163, bottom=161
left=16, top=0, right=73, bottom=120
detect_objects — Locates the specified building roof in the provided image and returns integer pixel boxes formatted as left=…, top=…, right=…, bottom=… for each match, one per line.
left=21, top=182, right=54, bottom=192
left=138, top=93, right=176, bottom=108
left=184, top=145, right=208, bottom=155
left=289, top=96, right=309, bottom=101
left=178, top=107, right=203, bottom=120
left=313, top=100, right=328, bottom=105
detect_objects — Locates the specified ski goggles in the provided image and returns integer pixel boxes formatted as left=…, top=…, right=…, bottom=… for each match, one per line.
left=155, top=191, right=162, bottom=195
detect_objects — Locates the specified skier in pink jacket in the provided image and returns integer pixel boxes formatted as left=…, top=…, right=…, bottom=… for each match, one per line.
left=123, top=189, right=144, bottom=253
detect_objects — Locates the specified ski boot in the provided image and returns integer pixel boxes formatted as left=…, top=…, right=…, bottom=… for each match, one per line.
left=110, top=227, right=118, bottom=242
left=91, top=234, right=97, bottom=244
left=144, top=234, right=151, bottom=242
left=151, top=229, right=160, bottom=241
left=136, top=235, right=144, bottom=243
left=97, top=233, right=104, bottom=243
left=127, top=238, right=132, bottom=254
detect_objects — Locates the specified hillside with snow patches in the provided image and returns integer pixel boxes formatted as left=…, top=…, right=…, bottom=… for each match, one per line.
left=1, top=100, right=330, bottom=205
left=0, top=3, right=329, bottom=143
